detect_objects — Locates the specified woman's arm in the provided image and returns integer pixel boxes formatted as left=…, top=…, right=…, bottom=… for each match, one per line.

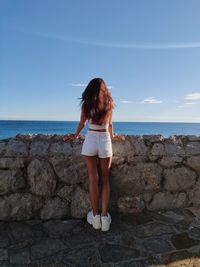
left=108, top=109, right=114, bottom=138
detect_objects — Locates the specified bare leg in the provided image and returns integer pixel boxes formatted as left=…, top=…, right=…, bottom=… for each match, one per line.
left=99, top=156, right=112, bottom=216
left=82, top=155, right=100, bottom=216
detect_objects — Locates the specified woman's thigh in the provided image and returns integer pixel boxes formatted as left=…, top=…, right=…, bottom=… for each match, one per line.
left=99, top=157, right=112, bottom=180
left=82, top=155, right=99, bottom=183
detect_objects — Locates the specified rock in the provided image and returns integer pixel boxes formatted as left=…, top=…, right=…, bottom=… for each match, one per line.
left=128, top=155, right=149, bottom=164
left=159, top=156, right=183, bottom=167
left=147, top=191, right=187, bottom=211
left=27, top=158, right=57, bottom=196
left=40, top=197, right=70, bottom=219
left=30, top=238, right=67, bottom=261
left=71, top=143, right=84, bottom=159
left=188, top=180, right=200, bottom=205
left=5, top=140, right=28, bottom=157
left=49, top=141, right=72, bottom=157
left=1, top=134, right=200, bottom=221
left=187, top=135, right=200, bottom=141
left=9, top=247, right=31, bottom=264
left=112, top=138, right=134, bottom=157
left=8, top=221, right=34, bottom=242
left=56, top=185, right=74, bottom=202
left=151, top=143, right=164, bottom=156
left=43, top=219, right=83, bottom=238
left=134, top=221, right=175, bottom=237
left=143, top=135, right=164, bottom=143
left=50, top=157, right=87, bottom=184
left=186, top=142, right=200, bottom=155
left=164, top=143, right=185, bottom=156
left=70, top=186, right=91, bottom=218
left=29, top=141, right=49, bottom=156
left=0, top=193, right=42, bottom=220
left=0, top=142, right=6, bottom=156
left=0, top=169, right=25, bottom=195
left=111, top=155, right=126, bottom=165
left=171, top=232, right=200, bottom=250
left=117, top=195, right=145, bottom=213
left=0, top=157, right=25, bottom=169
left=129, top=136, right=149, bottom=156
left=164, top=167, right=196, bottom=192
left=111, top=163, right=162, bottom=196
left=186, top=156, right=200, bottom=174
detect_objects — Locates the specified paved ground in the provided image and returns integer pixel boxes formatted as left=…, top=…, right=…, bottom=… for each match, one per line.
left=0, top=207, right=200, bottom=267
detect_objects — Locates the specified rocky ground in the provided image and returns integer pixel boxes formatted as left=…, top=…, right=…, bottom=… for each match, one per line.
left=0, top=207, right=200, bottom=267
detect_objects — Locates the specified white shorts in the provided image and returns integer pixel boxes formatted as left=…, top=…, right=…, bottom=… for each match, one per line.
left=81, top=131, right=113, bottom=158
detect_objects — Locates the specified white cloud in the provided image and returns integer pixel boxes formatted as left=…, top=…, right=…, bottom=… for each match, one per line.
left=70, top=83, right=88, bottom=87
left=141, top=97, right=163, bottom=104
left=10, top=25, right=200, bottom=50
left=70, top=83, right=113, bottom=89
left=119, top=100, right=133, bottom=104
left=184, top=93, right=200, bottom=101
left=184, top=102, right=197, bottom=105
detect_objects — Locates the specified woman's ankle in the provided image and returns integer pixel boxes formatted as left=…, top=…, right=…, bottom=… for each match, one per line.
left=92, top=210, right=99, bottom=216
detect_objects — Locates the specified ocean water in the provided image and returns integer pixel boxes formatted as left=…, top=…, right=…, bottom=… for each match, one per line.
left=0, top=120, right=200, bottom=140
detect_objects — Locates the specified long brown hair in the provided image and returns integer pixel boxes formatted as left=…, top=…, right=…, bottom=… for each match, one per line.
left=79, top=78, right=116, bottom=125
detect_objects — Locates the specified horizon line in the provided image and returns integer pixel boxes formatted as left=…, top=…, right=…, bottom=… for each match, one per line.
left=0, top=119, right=200, bottom=123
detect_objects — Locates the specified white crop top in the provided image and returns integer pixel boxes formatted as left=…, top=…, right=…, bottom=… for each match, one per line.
left=88, top=118, right=109, bottom=129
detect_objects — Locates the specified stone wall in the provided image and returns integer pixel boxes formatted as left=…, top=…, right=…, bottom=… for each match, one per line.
left=0, top=133, right=200, bottom=221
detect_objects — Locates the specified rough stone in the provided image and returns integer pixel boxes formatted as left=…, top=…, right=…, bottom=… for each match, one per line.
left=147, top=191, right=187, bottom=210
left=186, top=156, right=200, bottom=174
left=0, top=134, right=200, bottom=221
left=186, top=141, right=200, bottom=155
left=5, top=140, right=28, bottom=157
left=56, top=185, right=74, bottom=202
left=50, top=157, right=87, bottom=184
left=117, top=195, right=145, bottom=213
left=159, top=156, right=183, bottom=167
left=0, top=248, right=8, bottom=260
left=151, top=143, right=164, bottom=156
left=164, top=143, right=185, bottom=156
left=40, top=197, right=70, bottom=219
left=0, top=193, right=42, bottom=220
left=0, top=142, right=6, bottom=156
left=112, top=138, right=134, bottom=158
left=143, top=134, right=164, bottom=143
left=49, top=141, right=72, bottom=157
left=0, top=157, right=26, bottom=169
left=0, top=169, right=25, bottom=195
left=9, top=247, right=31, bottom=264
left=129, top=136, right=149, bottom=156
left=27, top=158, right=57, bottom=196
left=70, top=186, right=91, bottom=218
left=188, top=180, right=200, bottom=205
left=188, top=135, right=200, bottom=141
left=29, top=141, right=49, bottom=156
left=111, top=163, right=162, bottom=196
left=164, top=167, right=196, bottom=192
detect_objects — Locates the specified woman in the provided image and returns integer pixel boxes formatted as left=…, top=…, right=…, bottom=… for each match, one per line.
left=63, top=78, right=124, bottom=231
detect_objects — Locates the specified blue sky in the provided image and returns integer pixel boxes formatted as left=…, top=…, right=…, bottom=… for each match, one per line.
left=1, top=0, right=200, bottom=122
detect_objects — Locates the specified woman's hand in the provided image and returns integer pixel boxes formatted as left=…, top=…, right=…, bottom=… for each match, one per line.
left=63, top=133, right=80, bottom=141
left=111, top=133, right=126, bottom=141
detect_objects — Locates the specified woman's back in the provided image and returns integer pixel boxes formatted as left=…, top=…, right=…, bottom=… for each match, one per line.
left=88, top=118, right=109, bottom=130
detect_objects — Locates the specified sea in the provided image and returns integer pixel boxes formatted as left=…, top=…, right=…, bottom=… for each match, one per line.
left=0, top=120, right=200, bottom=141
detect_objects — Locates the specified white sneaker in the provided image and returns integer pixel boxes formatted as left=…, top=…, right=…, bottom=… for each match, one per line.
left=101, top=212, right=112, bottom=231
left=87, top=210, right=101, bottom=230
